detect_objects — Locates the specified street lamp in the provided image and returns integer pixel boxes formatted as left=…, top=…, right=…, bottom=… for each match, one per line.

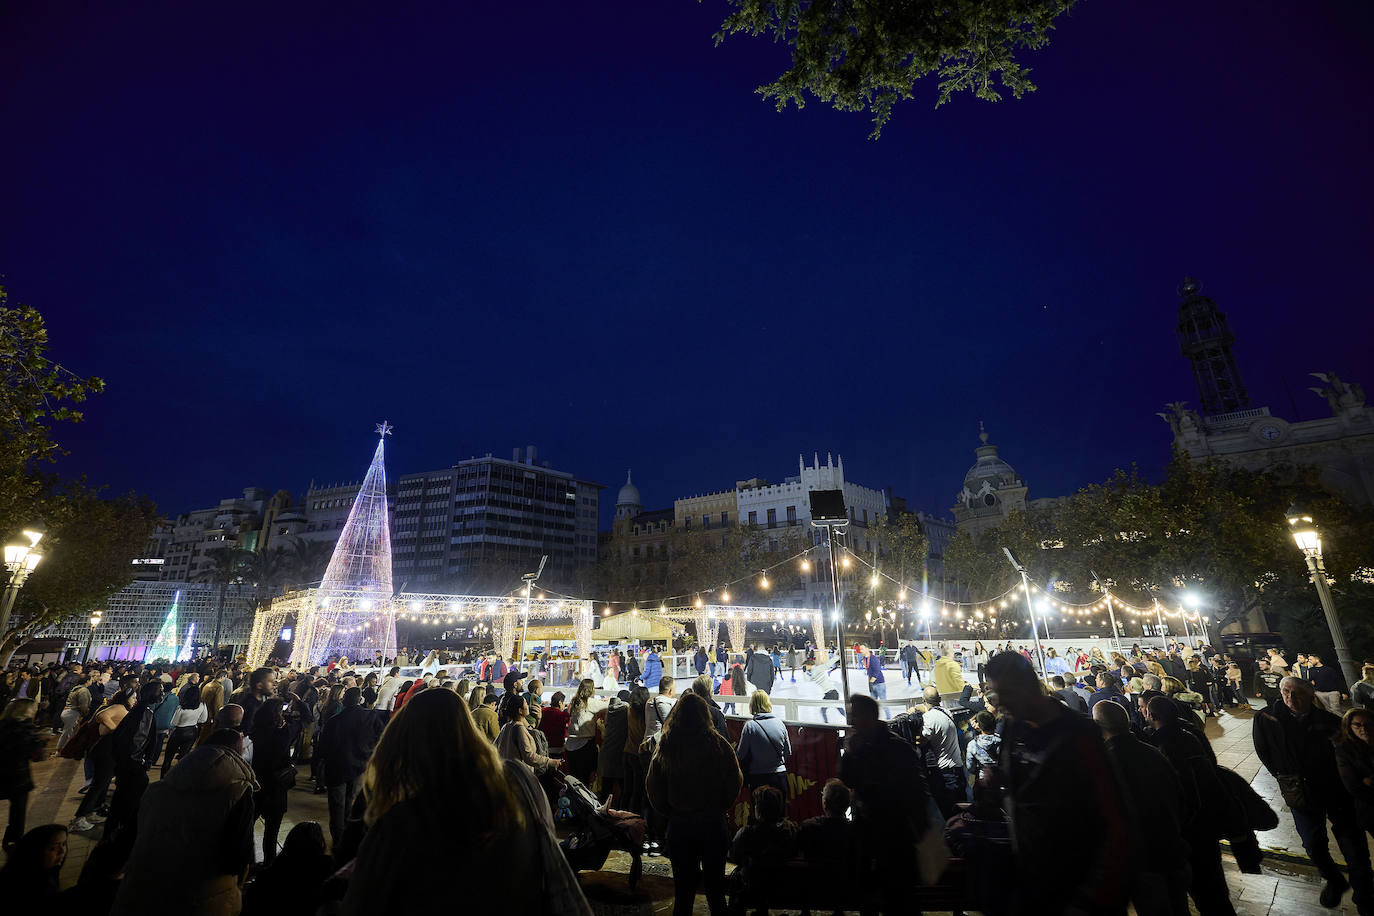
left=83, top=611, right=103, bottom=663
left=1, top=525, right=46, bottom=640
left=1285, top=504, right=1358, bottom=690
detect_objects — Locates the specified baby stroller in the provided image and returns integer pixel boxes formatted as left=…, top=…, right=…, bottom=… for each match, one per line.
left=555, top=773, right=645, bottom=889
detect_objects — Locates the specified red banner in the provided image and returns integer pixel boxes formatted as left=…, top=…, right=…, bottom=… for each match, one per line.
left=725, top=719, right=842, bottom=827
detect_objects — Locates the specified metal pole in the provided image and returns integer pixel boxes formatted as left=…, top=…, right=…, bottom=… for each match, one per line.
left=824, top=525, right=851, bottom=704
left=1308, top=554, right=1359, bottom=691
left=0, top=565, right=25, bottom=641
left=1153, top=600, right=1168, bottom=652
left=1020, top=571, right=1048, bottom=679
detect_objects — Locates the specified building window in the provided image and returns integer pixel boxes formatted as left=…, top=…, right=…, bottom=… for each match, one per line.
left=766, top=508, right=777, bottom=528
left=702, top=514, right=710, bottom=530
left=721, top=511, right=729, bottom=526
left=748, top=511, right=758, bottom=526
left=786, top=505, right=797, bottom=524
left=684, top=518, right=691, bottom=530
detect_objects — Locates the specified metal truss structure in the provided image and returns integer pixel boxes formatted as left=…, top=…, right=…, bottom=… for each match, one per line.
left=254, top=589, right=597, bottom=669
left=642, top=605, right=829, bottom=659
left=46, top=580, right=259, bottom=661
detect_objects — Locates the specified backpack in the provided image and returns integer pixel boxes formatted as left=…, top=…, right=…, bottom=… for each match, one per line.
left=888, top=710, right=925, bottom=748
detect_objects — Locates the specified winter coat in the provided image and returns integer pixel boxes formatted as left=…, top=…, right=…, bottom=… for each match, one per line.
left=647, top=727, right=742, bottom=818
left=598, top=699, right=629, bottom=779
left=1254, top=701, right=1349, bottom=809
left=1335, top=737, right=1374, bottom=828
left=249, top=721, right=296, bottom=816
left=693, top=651, right=708, bottom=675
left=154, top=692, right=181, bottom=731
left=737, top=713, right=790, bottom=775
left=112, top=746, right=258, bottom=916
left=316, top=705, right=383, bottom=787
left=745, top=652, right=775, bottom=694
left=111, top=704, right=159, bottom=774
left=0, top=719, right=43, bottom=796
left=933, top=655, right=967, bottom=695
left=1104, top=732, right=1189, bottom=874
left=641, top=652, right=663, bottom=688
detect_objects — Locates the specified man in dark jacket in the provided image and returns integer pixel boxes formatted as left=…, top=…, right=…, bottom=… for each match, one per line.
left=1252, top=658, right=1283, bottom=706
left=316, top=686, right=383, bottom=848
left=839, top=694, right=930, bottom=915
left=986, top=652, right=1131, bottom=916
left=104, top=680, right=164, bottom=843
left=745, top=645, right=775, bottom=694
left=1144, top=696, right=1235, bottom=915
left=229, top=667, right=276, bottom=734
left=1052, top=676, right=1089, bottom=713
left=1254, top=676, right=1374, bottom=910
left=1307, top=654, right=1347, bottom=712
left=693, top=647, right=708, bottom=677
left=1094, top=700, right=1190, bottom=916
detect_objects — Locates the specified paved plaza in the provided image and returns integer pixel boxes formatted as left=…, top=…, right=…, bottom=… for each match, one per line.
left=3, top=699, right=1369, bottom=914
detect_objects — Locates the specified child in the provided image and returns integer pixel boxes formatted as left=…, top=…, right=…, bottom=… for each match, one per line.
left=796, top=779, right=856, bottom=878
left=728, top=785, right=797, bottom=887
left=966, top=710, right=1002, bottom=778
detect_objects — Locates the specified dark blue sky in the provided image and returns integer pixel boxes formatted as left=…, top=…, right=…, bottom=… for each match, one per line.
left=3, top=1, right=1371, bottom=525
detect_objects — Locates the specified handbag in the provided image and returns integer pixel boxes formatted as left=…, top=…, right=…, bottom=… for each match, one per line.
left=271, top=763, right=298, bottom=790
left=58, top=718, right=101, bottom=760
left=1276, top=774, right=1312, bottom=813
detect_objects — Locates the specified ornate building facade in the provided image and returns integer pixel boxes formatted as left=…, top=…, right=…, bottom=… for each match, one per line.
left=952, top=424, right=1030, bottom=537
left=1160, top=279, right=1374, bottom=506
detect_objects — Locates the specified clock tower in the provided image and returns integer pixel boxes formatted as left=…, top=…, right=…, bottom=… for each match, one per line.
left=1160, top=275, right=1374, bottom=508
left=1177, top=277, right=1250, bottom=416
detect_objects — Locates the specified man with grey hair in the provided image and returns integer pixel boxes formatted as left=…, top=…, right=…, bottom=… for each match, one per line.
left=1142, top=673, right=1163, bottom=693
left=1254, top=676, right=1373, bottom=910
left=919, top=685, right=965, bottom=817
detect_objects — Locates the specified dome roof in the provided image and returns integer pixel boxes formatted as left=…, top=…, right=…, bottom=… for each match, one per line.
left=962, top=424, right=1020, bottom=490
left=616, top=470, right=641, bottom=507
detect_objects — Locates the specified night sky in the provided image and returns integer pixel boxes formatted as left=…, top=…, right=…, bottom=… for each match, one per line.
left=3, top=1, right=1371, bottom=526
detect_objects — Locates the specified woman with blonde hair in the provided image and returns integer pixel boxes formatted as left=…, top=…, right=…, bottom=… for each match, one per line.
left=735, top=691, right=790, bottom=798
left=196, top=678, right=225, bottom=745
left=342, top=689, right=589, bottom=914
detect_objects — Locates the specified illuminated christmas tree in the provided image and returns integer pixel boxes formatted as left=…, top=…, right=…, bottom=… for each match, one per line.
left=178, top=622, right=196, bottom=662
left=148, top=589, right=181, bottom=662
left=299, top=422, right=396, bottom=665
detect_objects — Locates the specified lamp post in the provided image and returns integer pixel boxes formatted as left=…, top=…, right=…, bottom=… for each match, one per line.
left=83, top=611, right=102, bottom=663
left=1286, top=505, right=1358, bottom=690
left=1092, top=571, right=1123, bottom=654
left=1003, top=548, right=1048, bottom=679
left=519, top=555, right=548, bottom=662
left=1, top=526, right=46, bottom=642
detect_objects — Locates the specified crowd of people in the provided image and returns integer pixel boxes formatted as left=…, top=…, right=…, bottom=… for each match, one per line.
left=1, top=637, right=1373, bottom=914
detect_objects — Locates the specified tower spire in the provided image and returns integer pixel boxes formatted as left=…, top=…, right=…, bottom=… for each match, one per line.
left=1177, top=278, right=1250, bottom=415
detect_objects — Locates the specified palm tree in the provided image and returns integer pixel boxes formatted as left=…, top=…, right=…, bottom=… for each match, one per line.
left=285, top=538, right=334, bottom=589
left=195, top=546, right=251, bottom=655
left=242, top=547, right=291, bottom=593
